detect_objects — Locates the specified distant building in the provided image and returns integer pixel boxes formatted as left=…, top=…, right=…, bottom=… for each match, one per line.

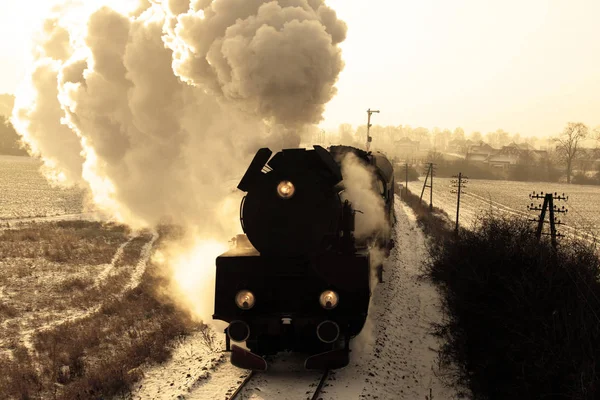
left=575, top=148, right=600, bottom=174
left=447, top=139, right=465, bottom=154
left=486, top=144, right=521, bottom=168
left=419, top=139, right=432, bottom=152
left=530, top=150, right=549, bottom=163
left=394, top=137, right=420, bottom=161
left=466, top=141, right=496, bottom=163
left=484, top=143, right=550, bottom=169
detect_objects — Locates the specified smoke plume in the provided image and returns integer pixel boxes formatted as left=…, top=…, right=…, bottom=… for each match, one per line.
left=169, top=0, right=346, bottom=145
left=12, top=0, right=347, bottom=322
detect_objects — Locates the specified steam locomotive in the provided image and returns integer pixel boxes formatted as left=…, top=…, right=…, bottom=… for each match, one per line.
left=213, top=145, right=395, bottom=371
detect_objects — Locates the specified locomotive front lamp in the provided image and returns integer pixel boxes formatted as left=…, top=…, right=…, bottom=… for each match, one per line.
left=319, top=290, right=339, bottom=310
left=235, top=290, right=256, bottom=310
left=277, top=180, right=295, bottom=199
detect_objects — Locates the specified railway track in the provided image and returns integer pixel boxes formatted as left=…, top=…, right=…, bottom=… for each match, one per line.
left=227, top=371, right=255, bottom=400
left=310, top=370, right=330, bottom=400
left=227, top=369, right=330, bottom=400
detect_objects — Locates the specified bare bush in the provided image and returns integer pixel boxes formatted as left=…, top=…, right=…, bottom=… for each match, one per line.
left=0, top=221, right=130, bottom=264
left=114, top=232, right=154, bottom=268
left=57, top=277, right=94, bottom=293
left=198, top=323, right=219, bottom=353
left=0, top=302, right=19, bottom=318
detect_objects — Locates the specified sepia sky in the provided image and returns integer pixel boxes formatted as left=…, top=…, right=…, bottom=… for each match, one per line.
left=0, top=2, right=52, bottom=95
left=1, top=0, right=599, bottom=137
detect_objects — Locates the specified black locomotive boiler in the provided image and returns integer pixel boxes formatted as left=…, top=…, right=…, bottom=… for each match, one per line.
left=213, top=145, right=395, bottom=371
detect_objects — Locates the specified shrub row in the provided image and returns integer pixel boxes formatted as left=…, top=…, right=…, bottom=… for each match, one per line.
left=401, top=188, right=600, bottom=400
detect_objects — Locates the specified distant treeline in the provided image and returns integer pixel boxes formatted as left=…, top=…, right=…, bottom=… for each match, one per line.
left=0, top=115, right=28, bottom=156
left=431, top=153, right=600, bottom=185
left=320, top=121, right=600, bottom=185
left=433, top=157, right=563, bottom=182
left=318, top=123, right=555, bottom=151
left=403, top=157, right=600, bottom=185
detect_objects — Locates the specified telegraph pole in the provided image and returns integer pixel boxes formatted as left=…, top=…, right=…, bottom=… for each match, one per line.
left=451, top=173, right=468, bottom=233
left=420, top=163, right=435, bottom=210
left=400, top=163, right=409, bottom=199
left=527, top=191, right=569, bottom=249
left=430, top=164, right=433, bottom=210
left=366, top=108, right=380, bottom=152
left=405, top=163, right=409, bottom=193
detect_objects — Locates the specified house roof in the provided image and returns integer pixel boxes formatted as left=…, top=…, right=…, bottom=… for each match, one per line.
left=518, top=142, right=535, bottom=151
left=487, top=152, right=519, bottom=162
left=469, top=142, right=496, bottom=154
left=448, top=139, right=466, bottom=146
left=395, top=137, right=419, bottom=145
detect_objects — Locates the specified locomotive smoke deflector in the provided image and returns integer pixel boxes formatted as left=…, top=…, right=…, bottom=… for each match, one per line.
left=237, top=146, right=342, bottom=193
left=237, top=147, right=272, bottom=192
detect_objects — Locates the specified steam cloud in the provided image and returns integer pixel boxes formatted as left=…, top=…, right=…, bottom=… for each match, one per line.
left=340, top=153, right=389, bottom=240
left=170, top=0, right=346, bottom=143
left=12, top=0, right=347, bottom=322
left=13, top=0, right=346, bottom=231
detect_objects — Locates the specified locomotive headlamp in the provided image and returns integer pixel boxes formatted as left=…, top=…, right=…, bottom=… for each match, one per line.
left=235, top=290, right=256, bottom=310
left=319, top=290, right=339, bottom=310
left=277, top=180, right=295, bottom=199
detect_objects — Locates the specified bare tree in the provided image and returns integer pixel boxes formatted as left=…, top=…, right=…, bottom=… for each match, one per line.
left=452, top=127, right=465, bottom=141
left=427, top=149, right=445, bottom=165
left=594, top=126, right=600, bottom=147
left=338, top=123, right=355, bottom=145
left=469, top=131, right=483, bottom=142
left=553, top=122, right=588, bottom=183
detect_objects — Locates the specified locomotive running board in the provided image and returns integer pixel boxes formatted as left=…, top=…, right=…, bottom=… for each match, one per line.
left=304, top=349, right=349, bottom=370
left=231, top=344, right=268, bottom=371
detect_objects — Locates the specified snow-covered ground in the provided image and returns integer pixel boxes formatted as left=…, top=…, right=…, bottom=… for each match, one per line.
left=131, top=198, right=467, bottom=399
left=0, top=156, right=87, bottom=220
left=0, top=229, right=157, bottom=354
left=0, top=212, right=104, bottom=227
left=420, top=177, right=600, bottom=241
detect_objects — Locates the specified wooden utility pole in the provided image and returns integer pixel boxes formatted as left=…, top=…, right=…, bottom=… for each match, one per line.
left=366, top=108, right=380, bottom=152
left=404, top=163, right=409, bottom=194
left=430, top=164, right=433, bottom=210
left=528, top=191, right=569, bottom=249
left=420, top=163, right=435, bottom=210
left=451, top=173, right=468, bottom=233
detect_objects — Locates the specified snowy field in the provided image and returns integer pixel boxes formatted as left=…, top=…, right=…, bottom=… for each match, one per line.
left=0, top=222, right=156, bottom=354
left=0, top=156, right=86, bottom=220
left=409, top=177, right=600, bottom=240
left=130, top=199, right=468, bottom=400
